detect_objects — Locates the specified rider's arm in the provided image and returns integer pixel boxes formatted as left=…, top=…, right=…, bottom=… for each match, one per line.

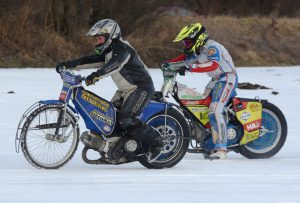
left=189, top=46, right=221, bottom=73
left=189, top=61, right=219, bottom=73
left=65, top=53, right=105, bottom=69
left=167, top=54, right=186, bottom=63
left=96, top=42, right=131, bottom=78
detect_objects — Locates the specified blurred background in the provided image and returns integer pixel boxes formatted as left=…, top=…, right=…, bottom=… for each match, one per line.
left=0, top=0, right=299, bottom=68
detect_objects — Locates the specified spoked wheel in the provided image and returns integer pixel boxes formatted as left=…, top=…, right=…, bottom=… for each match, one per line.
left=138, top=108, right=190, bottom=169
left=239, top=102, right=287, bottom=159
left=20, top=104, right=79, bottom=169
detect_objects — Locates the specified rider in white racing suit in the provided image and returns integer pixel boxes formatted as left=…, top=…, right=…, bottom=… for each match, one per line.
left=163, top=23, right=238, bottom=160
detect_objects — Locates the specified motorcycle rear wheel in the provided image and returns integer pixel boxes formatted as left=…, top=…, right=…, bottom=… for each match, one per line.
left=239, top=101, right=287, bottom=159
left=20, top=104, right=79, bottom=169
left=138, top=108, right=190, bottom=169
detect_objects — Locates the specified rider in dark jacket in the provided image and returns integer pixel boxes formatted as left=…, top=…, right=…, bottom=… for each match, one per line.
left=56, top=19, right=163, bottom=160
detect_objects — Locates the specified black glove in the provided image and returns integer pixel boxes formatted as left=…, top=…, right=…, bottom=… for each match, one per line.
left=112, top=99, right=123, bottom=109
left=161, top=62, right=170, bottom=70
left=178, top=65, right=189, bottom=76
left=85, top=72, right=100, bottom=86
left=56, top=61, right=76, bottom=73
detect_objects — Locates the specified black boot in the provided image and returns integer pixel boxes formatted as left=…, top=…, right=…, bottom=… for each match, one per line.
left=119, top=116, right=164, bottom=161
left=130, top=124, right=164, bottom=161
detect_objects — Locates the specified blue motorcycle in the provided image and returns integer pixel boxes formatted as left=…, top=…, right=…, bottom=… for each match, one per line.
left=15, top=68, right=190, bottom=169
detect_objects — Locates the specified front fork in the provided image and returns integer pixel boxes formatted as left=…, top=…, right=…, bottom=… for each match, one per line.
left=55, top=83, right=74, bottom=137
left=54, top=103, right=68, bottom=136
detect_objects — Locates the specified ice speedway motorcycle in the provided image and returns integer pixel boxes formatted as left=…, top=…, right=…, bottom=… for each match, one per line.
left=16, top=65, right=287, bottom=170
left=15, top=68, right=190, bottom=169
left=155, top=64, right=287, bottom=158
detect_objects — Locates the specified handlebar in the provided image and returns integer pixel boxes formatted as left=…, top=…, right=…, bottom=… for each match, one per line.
left=58, top=66, right=85, bottom=84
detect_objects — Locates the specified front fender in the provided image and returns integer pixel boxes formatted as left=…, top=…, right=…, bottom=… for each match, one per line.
left=140, top=101, right=176, bottom=122
left=39, top=100, right=78, bottom=114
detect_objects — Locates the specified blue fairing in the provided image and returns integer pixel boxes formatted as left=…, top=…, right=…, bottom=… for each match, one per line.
left=140, top=101, right=173, bottom=122
left=38, top=100, right=78, bottom=114
left=72, top=88, right=116, bottom=136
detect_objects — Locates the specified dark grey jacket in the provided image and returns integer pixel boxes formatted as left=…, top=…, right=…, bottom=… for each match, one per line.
left=66, top=38, right=154, bottom=102
left=67, top=38, right=153, bottom=90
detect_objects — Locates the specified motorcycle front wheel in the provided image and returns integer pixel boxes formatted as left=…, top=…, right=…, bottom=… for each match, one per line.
left=20, top=104, right=79, bottom=169
left=238, top=101, right=287, bottom=159
left=138, top=108, right=190, bottom=169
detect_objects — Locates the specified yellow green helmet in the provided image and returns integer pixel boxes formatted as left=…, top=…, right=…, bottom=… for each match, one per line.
left=173, top=23, right=209, bottom=52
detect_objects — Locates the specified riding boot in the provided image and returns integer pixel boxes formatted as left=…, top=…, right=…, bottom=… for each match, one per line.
left=118, top=116, right=164, bottom=159
left=129, top=124, right=164, bottom=161
left=204, top=150, right=227, bottom=160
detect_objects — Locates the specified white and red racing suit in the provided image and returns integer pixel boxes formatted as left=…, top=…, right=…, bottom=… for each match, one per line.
left=168, top=39, right=238, bottom=150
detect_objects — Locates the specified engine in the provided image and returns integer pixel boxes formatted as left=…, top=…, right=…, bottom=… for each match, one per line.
left=80, top=131, right=139, bottom=161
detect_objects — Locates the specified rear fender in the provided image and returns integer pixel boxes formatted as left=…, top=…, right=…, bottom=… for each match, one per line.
left=232, top=98, right=264, bottom=145
left=140, top=101, right=176, bottom=122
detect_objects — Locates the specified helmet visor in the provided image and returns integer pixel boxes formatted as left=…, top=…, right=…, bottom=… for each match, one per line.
left=182, top=39, right=194, bottom=49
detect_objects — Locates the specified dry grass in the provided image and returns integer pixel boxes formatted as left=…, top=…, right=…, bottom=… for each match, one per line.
left=127, top=15, right=300, bottom=67
left=0, top=3, right=299, bottom=68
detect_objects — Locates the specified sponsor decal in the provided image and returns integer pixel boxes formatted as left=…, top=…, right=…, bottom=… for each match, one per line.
left=240, top=111, right=251, bottom=122
left=189, top=106, right=208, bottom=113
left=90, top=110, right=113, bottom=126
left=191, top=61, right=213, bottom=68
left=64, top=75, right=76, bottom=84
left=100, top=28, right=108, bottom=33
left=207, top=48, right=217, bottom=56
left=248, top=103, right=261, bottom=112
left=105, top=62, right=119, bottom=72
left=103, top=125, right=111, bottom=132
left=245, top=120, right=261, bottom=132
left=211, top=127, right=218, bottom=144
left=132, top=91, right=147, bottom=113
left=81, top=91, right=110, bottom=112
left=213, top=83, right=223, bottom=99
left=180, top=94, right=203, bottom=100
left=183, top=100, right=198, bottom=105
left=220, top=88, right=230, bottom=103
left=59, top=91, right=68, bottom=101
left=220, top=123, right=226, bottom=142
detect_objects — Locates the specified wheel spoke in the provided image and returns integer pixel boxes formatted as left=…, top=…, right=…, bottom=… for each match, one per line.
left=22, top=105, right=78, bottom=169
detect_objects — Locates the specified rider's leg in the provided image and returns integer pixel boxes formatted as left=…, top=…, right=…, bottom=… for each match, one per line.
left=117, top=88, right=163, bottom=154
left=208, top=73, right=237, bottom=159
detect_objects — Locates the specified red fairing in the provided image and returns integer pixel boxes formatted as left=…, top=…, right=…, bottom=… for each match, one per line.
left=181, top=96, right=212, bottom=107
left=189, top=61, right=219, bottom=73
left=233, top=98, right=248, bottom=112
left=167, top=54, right=186, bottom=63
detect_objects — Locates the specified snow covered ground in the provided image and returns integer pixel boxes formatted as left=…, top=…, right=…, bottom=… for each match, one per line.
left=0, top=67, right=300, bottom=203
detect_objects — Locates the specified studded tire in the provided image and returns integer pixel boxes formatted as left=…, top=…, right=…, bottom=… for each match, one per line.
left=138, top=108, right=190, bottom=169
left=238, top=102, right=287, bottom=159
left=20, top=104, right=79, bottom=169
